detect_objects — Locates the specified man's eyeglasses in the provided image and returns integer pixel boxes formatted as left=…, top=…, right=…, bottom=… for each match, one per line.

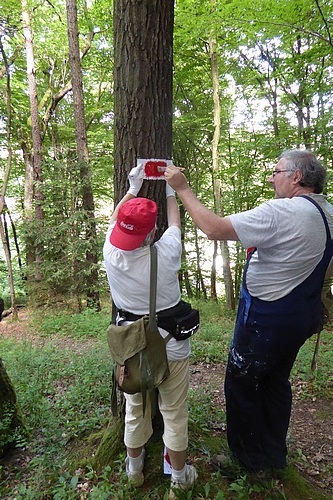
left=271, top=169, right=293, bottom=178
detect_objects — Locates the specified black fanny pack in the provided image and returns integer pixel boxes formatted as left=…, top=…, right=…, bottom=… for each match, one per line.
left=157, top=300, right=200, bottom=341
left=118, top=300, right=200, bottom=341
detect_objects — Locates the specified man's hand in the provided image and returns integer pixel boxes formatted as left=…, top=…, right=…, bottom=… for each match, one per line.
left=164, top=165, right=188, bottom=192
left=128, top=163, right=144, bottom=196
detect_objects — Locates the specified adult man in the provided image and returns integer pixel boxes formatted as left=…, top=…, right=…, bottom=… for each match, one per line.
left=103, top=164, right=197, bottom=498
left=165, top=149, right=333, bottom=474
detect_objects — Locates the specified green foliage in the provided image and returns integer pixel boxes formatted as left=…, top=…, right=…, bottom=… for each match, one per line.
left=191, top=321, right=231, bottom=363
left=0, top=256, right=27, bottom=308
left=291, top=329, right=333, bottom=399
left=30, top=307, right=110, bottom=339
left=0, top=404, right=26, bottom=456
left=190, top=300, right=234, bottom=363
left=188, top=387, right=226, bottom=436
left=1, top=336, right=112, bottom=444
left=3, top=0, right=333, bottom=307
left=227, top=473, right=287, bottom=499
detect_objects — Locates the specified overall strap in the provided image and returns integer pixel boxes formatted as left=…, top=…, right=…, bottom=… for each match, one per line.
left=300, top=195, right=331, bottom=241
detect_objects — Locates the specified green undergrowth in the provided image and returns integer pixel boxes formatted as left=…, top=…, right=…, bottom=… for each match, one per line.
left=29, top=307, right=111, bottom=340
left=0, top=300, right=332, bottom=499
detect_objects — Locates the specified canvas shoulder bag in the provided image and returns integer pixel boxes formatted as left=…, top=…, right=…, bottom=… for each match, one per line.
left=107, top=245, right=170, bottom=416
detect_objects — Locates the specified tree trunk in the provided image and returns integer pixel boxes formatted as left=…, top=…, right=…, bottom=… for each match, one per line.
left=20, top=144, right=36, bottom=277
left=0, top=359, right=26, bottom=458
left=21, top=0, right=44, bottom=282
left=113, top=0, right=174, bottom=237
left=66, top=0, right=100, bottom=310
left=209, top=34, right=235, bottom=309
left=211, top=240, right=218, bottom=301
left=194, top=227, right=207, bottom=300
left=0, top=39, right=19, bottom=321
left=0, top=215, right=18, bottom=321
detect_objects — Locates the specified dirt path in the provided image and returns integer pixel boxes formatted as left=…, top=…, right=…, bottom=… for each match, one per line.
left=1, top=311, right=332, bottom=495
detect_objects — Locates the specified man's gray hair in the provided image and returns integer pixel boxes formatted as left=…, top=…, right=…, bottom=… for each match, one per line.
left=279, top=149, right=327, bottom=194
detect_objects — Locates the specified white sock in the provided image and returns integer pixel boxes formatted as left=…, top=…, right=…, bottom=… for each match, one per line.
left=171, top=464, right=186, bottom=482
left=127, top=450, right=144, bottom=473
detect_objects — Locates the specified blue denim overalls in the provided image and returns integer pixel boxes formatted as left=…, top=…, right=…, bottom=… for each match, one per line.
left=224, top=196, right=333, bottom=471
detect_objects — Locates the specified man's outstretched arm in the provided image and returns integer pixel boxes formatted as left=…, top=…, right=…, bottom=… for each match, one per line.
left=165, top=165, right=238, bottom=241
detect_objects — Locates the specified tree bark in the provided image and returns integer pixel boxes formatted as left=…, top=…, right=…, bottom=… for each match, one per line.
left=209, top=34, right=235, bottom=309
left=66, top=0, right=100, bottom=310
left=0, top=38, right=19, bottom=321
left=21, top=0, right=44, bottom=282
left=113, top=0, right=174, bottom=237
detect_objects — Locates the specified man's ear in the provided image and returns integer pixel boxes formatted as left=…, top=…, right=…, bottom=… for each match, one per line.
left=293, top=169, right=303, bottom=184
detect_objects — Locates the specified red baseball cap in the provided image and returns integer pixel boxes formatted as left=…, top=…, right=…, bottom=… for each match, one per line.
left=110, top=197, right=158, bottom=251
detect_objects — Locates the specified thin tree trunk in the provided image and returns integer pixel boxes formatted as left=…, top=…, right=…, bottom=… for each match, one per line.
left=209, top=34, right=235, bottom=309
left=21, top=145, right=35, bottom=273
left=0, top=39, right=18, bottom=320
left=211, top=240, right=218, bottom=301
left=0, top=215, right=18, bottom=321
left=66, top=0, right=100, bottom=310
left=22, top=0, right=44, bottom=282
left=180, top=205, right=193, bottom=298
left=194, top=226, right=207, bottom=299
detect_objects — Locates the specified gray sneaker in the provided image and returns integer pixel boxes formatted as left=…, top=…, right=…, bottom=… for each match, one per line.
left=169, top=464, right=197, bottom=499
left=125, top=448, right=145, bottom=487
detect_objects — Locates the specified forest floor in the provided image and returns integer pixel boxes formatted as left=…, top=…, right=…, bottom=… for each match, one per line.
left=1, top=310, right=333, bottom=497
left=190, top=361, right=333, bottom=496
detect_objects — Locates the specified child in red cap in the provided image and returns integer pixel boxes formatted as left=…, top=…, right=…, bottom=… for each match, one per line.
left=103, top=163, right=197, bottom=498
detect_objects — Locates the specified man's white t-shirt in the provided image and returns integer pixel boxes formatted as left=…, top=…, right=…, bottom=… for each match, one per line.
left=229, top=194, right=333, bottom=301
left=103, top=225, right=190, bottom=360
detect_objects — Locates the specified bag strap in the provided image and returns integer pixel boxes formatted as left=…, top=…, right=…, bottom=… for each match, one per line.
left=111, top=300, right=117, bottom=325
left=111, top=368, right=118, bottom=416
left=149, top=245, right=158, bottom=329
left=148, top=245, right=169, bottom=419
